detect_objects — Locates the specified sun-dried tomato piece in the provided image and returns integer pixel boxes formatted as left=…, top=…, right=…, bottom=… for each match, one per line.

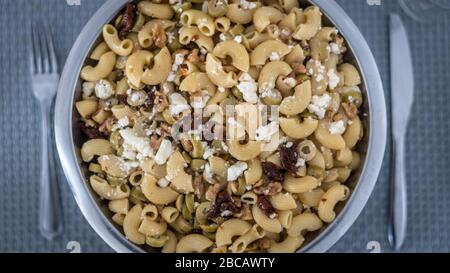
left=117, top=4, right=136, bottom=39
left=279, top=142, right=299, bottom=173
left=261, top=161, right=285, bottom=182
left=193, top=176, right=205, bottom=201
left=206, top=190, right=241, bottom=219
left=78, top=122, right=106, bottom=139
left=116, top=94, right=128, bottom=105
left=144, top=88, right=156, bottom=110
left=257, top=195, right=277, bottom=219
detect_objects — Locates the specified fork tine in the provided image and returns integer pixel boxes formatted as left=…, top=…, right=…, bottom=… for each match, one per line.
left=37, top=23, right=50, bottom=74
left=31, top=24, right=42, bottom=74
left=29, top=23, right=35, bottom=74
left=43, top=22, right=59, bottom=74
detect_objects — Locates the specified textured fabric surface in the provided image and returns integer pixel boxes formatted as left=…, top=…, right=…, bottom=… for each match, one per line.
left=0, top=0, right=448, bottom=253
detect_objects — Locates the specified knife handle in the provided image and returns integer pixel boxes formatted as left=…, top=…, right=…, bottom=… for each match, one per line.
left=390, top=137, right=407, bottom=250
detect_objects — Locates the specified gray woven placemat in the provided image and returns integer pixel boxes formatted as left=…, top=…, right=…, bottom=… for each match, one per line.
left=1, top=0, right=449, bottom=253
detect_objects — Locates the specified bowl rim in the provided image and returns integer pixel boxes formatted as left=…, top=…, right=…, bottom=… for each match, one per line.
left=55, top=0, right=386, bottom=253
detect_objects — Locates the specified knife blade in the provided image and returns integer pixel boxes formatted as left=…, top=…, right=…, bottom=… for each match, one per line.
left=389, top=13, right=414, bottom=251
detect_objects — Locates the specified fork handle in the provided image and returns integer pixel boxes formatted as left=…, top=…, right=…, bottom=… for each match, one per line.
left=39, top=100, right=63, bottom=240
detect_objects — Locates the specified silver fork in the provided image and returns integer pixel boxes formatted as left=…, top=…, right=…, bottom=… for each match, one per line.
left=29, top=23, right=63, bottom=240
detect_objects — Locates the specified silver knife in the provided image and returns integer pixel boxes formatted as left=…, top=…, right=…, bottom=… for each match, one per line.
left=389, top=13, right=414, bottom=251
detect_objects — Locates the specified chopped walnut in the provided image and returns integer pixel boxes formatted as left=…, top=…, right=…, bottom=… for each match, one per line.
left=205, top=183, right=221, bottom=202
left=151, top=21, right=167, bottom=48
left=253, top=182, right=282, bottom=196
left=186, top=48, right=201, bottom=65
left=300, top=40, right=311, bottom=55
left=233, top=203, right=253, bottom=221
left=160, top=123, right=172, bottom=136
left=180, top=136, right=193, bottom=152
left=179, top=64, right=190, bottom=77
left=98, top=118, right=114, bottom=136
left=292, top=62, right=307, bottom=74
left=255, top=238, right=272, bottom=250
left=342, top=102, right=358, bottom=119
left=193, top=175, right=205, bottom=201
left=149, top=135, right=162, bottom=150
left=155, top=91, right=168, bottom=112
left=257, top=195, right=278, bottom=218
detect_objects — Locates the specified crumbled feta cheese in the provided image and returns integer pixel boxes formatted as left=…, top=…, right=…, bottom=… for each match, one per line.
left=240, top=0, right=257, bottom=9
left=233, top=35, right=242, bottom=44
left=174, top=53, right=184, bottom=66
left=296, top=158, right=305, bottom=167
left=118, top=116, right=129, bottom=127
left=239, top=73, right=252, bottom=82
left=327, top=69, right=340, bottom=90
left=221, top=141, right=229, bottom=152
left=237, top=73, right=258, bottom=104
left=190, top=92, right=210, bottom=109
left=281, top=28, right=291, bottom=36
left=315, top=73, right=324, bottom=82
left=166, top=72, right=176, bottom=82
left=169, top=93, right=190, bottom=116
left=218, top=86, right=225, bottom=93
left=328, top=120, right=346, bottom=135
left=82, top=82, right=95, bottom=98
left=255, top=122, right=279, bottom=142
left=219, top=33, right=228, bottom=41
left=221, top=210, right=233, bottom=217
left=121, top=148, right=137, bottom=160
left=112, top=116, right=130, bottom=131
left=227, top=161, right=248, bottom=181
left=203, top=146, right=216, bottom=160
left=95, top=80, right=114, bottom=99
left=201, top=0, right=208, bottom=12
left=278, top=136, right=288, bottom=144
left=237, top=82, right=258, bottom=103
left=203, top=163, right=213, bottom=182
left=260, top=87, right=280, bottom=99
left=119, top=128, right=152, bottom=160
left=269, top=52, right=280, bottom=61
left=167, top=32, right=176, bottom=44
left=329, top=43, right=341, bottom=54
left=167, top=53, right=185, bottom=82
left=285, top=142, right=293, bottom=148
left=308, top=93, right=331, bottom=119
left=154, top=138, right=173, bottom=165
left=199, top=47, right=208, bottom=55
left=283, top=77, right=297, bottom=88
left=157, top=177, right=170, bottom=188
left=117, top=158, right=139, bottom=174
